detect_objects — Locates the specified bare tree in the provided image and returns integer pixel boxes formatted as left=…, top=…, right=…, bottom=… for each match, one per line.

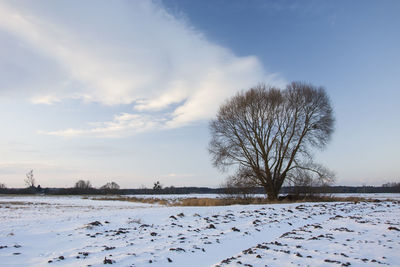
left=153, top=181, right=162, bottom=190
left=100, top=181, right=120, bottom=190
left=288, top=165, right=334, bottom=197
left=0, top=182, right=6, bottom=189
left=25, top=169, right=36, bottom=188
left=74, top=180, right=92, bottom=189
left=209, top=82, right=335, bottom=200
left=220, top=176, right=256, bottom=199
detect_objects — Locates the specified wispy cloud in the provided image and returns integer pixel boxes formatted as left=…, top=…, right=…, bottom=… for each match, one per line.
left=0, top=1, right=285, bottom=137
left=41, top=113, right=167, bottom=138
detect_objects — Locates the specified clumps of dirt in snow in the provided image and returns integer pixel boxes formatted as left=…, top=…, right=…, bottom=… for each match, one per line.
left=47, top=255, right=65, bottom=263
left=83, top=220, right=103, bottom=229
left=216, top=201, right=400, bottom=266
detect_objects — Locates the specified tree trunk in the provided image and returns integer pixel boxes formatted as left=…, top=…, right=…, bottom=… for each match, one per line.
left=264, top=185, right=279, bottom=201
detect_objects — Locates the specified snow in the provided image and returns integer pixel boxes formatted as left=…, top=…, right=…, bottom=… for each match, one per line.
left=0, top=194, right=399, bottom=266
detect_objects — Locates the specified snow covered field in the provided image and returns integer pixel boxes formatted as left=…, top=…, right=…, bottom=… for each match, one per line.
left=0, top=195, right=399, bottom=266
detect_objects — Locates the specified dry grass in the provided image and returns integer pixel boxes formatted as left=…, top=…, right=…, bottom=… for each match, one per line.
left=90, top=195, right=377, bottom=207
left=92, top=196, right=171, bottom=206
left=177, top=197, right=267, bottom=206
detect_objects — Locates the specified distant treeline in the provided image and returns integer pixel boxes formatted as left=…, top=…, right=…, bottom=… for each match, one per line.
left=0, top=185, right=399, bottom=195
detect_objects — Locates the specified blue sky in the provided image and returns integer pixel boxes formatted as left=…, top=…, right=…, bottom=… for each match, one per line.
left=0, top=0, right=399, bottom=188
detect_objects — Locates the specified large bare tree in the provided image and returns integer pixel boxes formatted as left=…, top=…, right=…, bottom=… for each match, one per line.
left=209, top=82, right=335, bottom=200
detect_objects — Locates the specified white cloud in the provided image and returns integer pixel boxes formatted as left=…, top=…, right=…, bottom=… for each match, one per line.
left=0, top=1, right=285, bottom=137
left=42, top=113, right=166, bottom=138
left=30, top=94, right=61, bottom=105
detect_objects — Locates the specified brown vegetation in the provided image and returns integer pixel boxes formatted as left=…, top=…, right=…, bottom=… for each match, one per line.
left=90, top=195, right=377, bottom=207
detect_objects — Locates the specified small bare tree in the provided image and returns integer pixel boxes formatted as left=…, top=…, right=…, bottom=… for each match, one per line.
left=74, top=180, right=92, bottom=189
left=153, top=181, right=162, bottom=190
left=0, top=182, right=6, bottom=189
left=221, top=175, right=257, bottom=199
left=288, top=165, right=334, bottom=197
left=100, top=181, right=120, bottom=190
left=25, top=169, right=36, bottom=188
left=209, top=82, right=335, bottom=200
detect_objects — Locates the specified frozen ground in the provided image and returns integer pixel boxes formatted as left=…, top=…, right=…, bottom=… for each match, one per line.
left=0, top=195, right=399, bottom=266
